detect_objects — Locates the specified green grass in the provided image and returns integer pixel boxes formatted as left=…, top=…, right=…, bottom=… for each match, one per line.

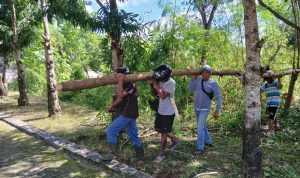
left=0, top=120, right=109, bottom=178
left=1, top=91, right=299, bottom=177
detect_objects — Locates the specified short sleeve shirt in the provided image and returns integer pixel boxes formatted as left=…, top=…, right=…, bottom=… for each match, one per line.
left=158, top=78, right=175, bottom=115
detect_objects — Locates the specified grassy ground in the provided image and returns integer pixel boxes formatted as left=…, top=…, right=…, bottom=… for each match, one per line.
left=0, top=118, right=109, bottom=178
left=0, top=91, right=299, bottom=178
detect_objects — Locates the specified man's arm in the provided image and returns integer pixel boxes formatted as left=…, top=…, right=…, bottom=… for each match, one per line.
left=107, top=74, right=127, bottom=112
left=188, top=75, right=198, bottom=92
left=148, top=80, right=158, bottom=96
left=152, top=80, right=170, bottom=99
left=213, top=82, right=222, bottom=119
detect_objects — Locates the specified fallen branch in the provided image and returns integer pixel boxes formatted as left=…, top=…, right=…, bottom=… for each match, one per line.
left=165, top=148, right=196, bottom=160
left=139, top=131, right=157, bottom=138
left=193, top=172, right=219, bottom=178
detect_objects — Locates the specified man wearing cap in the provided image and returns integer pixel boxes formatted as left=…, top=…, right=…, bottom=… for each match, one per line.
left=189, top=65, right=222, bottom=154
left=260, top=70, right=282, bottom=136
left=104, top=67, right=144, bottom=162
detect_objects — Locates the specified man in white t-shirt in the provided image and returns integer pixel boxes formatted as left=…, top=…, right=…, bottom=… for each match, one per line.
left=150, top=64, right=180, bottom=163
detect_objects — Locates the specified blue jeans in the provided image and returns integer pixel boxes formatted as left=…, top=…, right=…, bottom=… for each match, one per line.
left=107, top=115, right=142, bottom=148
left=195, top=110, right=212, bottom=150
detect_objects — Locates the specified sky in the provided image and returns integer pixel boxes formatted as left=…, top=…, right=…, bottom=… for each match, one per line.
left=86, top=0, right=186, bottom=22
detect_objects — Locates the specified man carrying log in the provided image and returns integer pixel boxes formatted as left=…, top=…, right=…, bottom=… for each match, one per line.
left=149, top=64, right=181, bottom=163
left=260, top=70, right=282, bottom=137
left=189, top=65, right=222, bottom=155
left=104, top=67, right=144, bottom=162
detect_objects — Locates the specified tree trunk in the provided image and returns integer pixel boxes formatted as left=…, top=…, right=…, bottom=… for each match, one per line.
left=12, top=3, right=29, bottom=106
left=283, top=72, right=299, bottom=114
left=1, top=51, right=8, bottom=96
left=57, top=69, right=243, bottom=91
left=40, top=0, right=61, bottom=117
left=0, top=74, right=4, bottom=96
left=194, top=0, right=218, bottom=65
left=242, top=0, right=262, bottom=177
left=109, top=0, right=124, bottom=119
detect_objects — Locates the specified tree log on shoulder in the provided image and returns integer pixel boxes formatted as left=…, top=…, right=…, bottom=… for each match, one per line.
left=56, top=69, right=244, bottom=91
left=56, top=68, right=300, bottom=91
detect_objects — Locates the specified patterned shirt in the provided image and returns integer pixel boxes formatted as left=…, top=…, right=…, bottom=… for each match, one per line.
left=260, top=81, right=281, bottom=107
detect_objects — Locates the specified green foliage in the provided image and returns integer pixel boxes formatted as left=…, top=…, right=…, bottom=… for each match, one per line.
left=59, top=85, right=113, bottom=110
left=47, top=0, right=89, bottom=28
left=91, top=1, right=140, bottom=39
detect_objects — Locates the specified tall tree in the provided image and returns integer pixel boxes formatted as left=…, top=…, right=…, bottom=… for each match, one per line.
left=93, top=0, right=139, bottom=73
left=92, top=0, right=140, bottom=118
left=242, top=0, right=262, bottom=177
left=0, top=0, right=39, bottom=105
left=11, top=2, right=29, bottom=105
left=40, top=0, right=61, bottom=117
left=283, top=0, right=300, bottom=114
left=0, top=21, right=11, bottom=96
left=35, top=0, right=88, bottom=117
left=193, top=0, right=219, bottom=65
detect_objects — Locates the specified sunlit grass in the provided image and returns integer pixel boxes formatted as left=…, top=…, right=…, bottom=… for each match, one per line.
left=1, top=91, right=299, bottom=177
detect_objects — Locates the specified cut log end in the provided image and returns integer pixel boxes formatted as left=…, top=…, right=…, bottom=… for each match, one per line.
left=56, top=84, right=62, bottom=91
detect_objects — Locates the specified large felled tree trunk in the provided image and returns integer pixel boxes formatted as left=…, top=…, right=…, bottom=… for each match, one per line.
left=12, top=3, right=29, bottom=106
left=242, top=0, right=262, bottom=177
left=56, top=69, right=243, bottom=91
left=40, top=0, right=61, bottom=117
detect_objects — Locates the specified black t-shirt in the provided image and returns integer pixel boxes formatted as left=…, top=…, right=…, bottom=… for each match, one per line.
left=119, top=82, right=139, bottom=119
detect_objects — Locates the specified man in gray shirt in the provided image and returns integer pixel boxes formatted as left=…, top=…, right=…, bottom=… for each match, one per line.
left=189, top=65, right=222, bottom=154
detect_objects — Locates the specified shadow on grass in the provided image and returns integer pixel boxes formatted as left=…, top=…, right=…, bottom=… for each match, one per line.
left=0, top=124, right=109, bottom=178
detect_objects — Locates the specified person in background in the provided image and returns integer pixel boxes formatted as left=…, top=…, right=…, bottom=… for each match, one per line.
left=260, top=70, right=282, bottom=136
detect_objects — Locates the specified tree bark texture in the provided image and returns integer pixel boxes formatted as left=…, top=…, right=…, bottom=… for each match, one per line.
left=242, top=0, right=262, bottom=177
left=0, top=74, right=4, bottom=96
left=1, top=52, right=8, bottom=96
left=283, top=72, right=299, bottom=115
left=12, top=3, right=29, bottom=106
left=109, top=0, right=124, bottom=119
left=40, top=0, right=61, bottom=117
left=111, top=37, right=124, bottom=73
